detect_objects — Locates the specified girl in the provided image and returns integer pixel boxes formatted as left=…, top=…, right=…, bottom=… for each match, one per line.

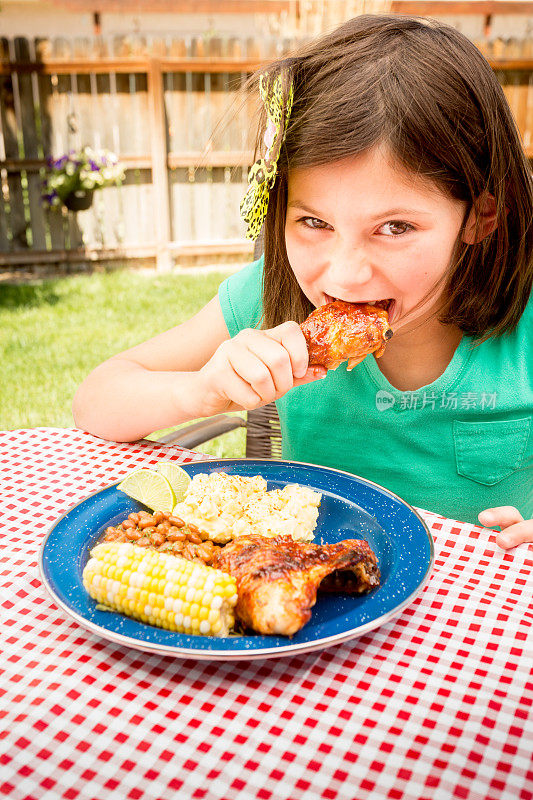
left=73, top=15, right=533, bottom=547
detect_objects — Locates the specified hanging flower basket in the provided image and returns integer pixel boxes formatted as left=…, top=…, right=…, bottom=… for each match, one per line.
left=63, top=189, right=94, bottom=211
left=42, top=147, right=124, bottom=211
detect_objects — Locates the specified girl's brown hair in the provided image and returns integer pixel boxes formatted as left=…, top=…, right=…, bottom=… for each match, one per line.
left=252, top=14, right=533, bottom=338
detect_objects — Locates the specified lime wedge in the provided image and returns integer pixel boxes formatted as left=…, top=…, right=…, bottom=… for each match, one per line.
left=155, top=461, right=192, bottom=504
left=117, top=468, right=176, bottom=512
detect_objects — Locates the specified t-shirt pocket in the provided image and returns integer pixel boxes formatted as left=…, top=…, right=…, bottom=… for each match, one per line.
left=453, top=417, right=531, bottom=486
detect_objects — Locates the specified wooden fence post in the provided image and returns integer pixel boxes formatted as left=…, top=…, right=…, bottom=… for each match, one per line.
left=147, top=57, right=172, bottom=271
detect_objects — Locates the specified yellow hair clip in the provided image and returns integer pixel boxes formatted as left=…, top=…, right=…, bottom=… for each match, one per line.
left=240, top=73, right=294, bottom=241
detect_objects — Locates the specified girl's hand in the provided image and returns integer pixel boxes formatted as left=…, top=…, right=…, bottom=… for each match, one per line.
left=197, top=322, right=327, bottom=416
left=478, top=506, right=533, bottom=549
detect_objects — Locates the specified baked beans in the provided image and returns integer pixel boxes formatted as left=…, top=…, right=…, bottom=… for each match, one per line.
left=101, top=510, right=221, bottom=566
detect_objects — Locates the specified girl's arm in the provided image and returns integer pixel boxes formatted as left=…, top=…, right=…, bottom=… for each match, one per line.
left=73, top=295, right=325, bottom=442
left=72, top=296, right=229, bottom=441
left=478, top=507, right=533, bottom=549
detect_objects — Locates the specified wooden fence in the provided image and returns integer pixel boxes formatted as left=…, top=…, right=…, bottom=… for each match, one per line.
left=1, top=32, right=533, bottom=270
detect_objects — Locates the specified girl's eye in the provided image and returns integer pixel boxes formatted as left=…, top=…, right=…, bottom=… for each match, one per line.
left=379, top=221, right=415, bottom=236
left=299, top=216, right=332, bottom=230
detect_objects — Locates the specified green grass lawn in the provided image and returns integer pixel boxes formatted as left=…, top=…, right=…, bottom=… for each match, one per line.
left=0, top=267, right=246, bottom=458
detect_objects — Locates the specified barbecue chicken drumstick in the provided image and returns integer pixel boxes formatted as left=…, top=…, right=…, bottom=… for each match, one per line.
left=301, top=300, right=393, bottom=371
left=213, top=534, right=380, bottom=636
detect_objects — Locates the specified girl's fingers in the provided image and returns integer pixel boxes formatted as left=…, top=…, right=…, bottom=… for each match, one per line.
left=478, top=506, right=524, bottom=529
left=495, top=520, right=533, bottom=549
left=224, top=348, right=278, bottom=402
left=265, top=322, right=310, bottom=379
left=293, top=366, right=328, bottom=386
left=230, top=324, right=308, bottom=397
left=218, top=363, right=264, bottom=409
left=478, top=506, right=532, bottom=549
left=206, top=323, right=318, bottom=411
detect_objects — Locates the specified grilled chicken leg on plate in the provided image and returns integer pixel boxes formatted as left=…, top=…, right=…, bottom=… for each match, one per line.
left=213, top=534, right=380, bottom=636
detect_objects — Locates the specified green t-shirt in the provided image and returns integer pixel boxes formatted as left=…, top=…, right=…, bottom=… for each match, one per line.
left=218, top=257, right=533, bottom=524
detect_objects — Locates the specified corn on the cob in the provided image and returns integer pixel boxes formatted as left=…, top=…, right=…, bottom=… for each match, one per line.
left=83, top=542, right=238, bottom=636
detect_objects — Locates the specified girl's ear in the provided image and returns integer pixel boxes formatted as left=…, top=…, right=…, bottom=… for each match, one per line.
left=462, top=193, right=498, bottom=244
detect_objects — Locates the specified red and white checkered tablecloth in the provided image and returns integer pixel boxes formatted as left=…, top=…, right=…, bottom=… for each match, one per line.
left=1, top=428, right=532, bottom=800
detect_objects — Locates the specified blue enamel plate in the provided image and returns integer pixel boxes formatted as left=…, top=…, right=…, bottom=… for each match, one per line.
left=39, top=459, right=434, bottom=661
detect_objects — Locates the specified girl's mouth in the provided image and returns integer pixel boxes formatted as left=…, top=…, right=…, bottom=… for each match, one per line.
left=324, top=295, right=397, bottom=324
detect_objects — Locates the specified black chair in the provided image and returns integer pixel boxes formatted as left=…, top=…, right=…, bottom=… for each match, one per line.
left=153, top=234, right=283, bottom=459
left=154, top=403, right=282, bottom=458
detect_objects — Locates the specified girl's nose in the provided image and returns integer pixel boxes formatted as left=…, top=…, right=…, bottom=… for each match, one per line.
left=328, top=246, right=373, bottom=287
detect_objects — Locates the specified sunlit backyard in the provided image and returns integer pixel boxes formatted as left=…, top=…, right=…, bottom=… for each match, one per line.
left=0, top=267, right=246, bottom=457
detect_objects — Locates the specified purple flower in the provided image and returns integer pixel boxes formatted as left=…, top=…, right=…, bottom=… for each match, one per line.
left=42, top=189, right=59, bottom=205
